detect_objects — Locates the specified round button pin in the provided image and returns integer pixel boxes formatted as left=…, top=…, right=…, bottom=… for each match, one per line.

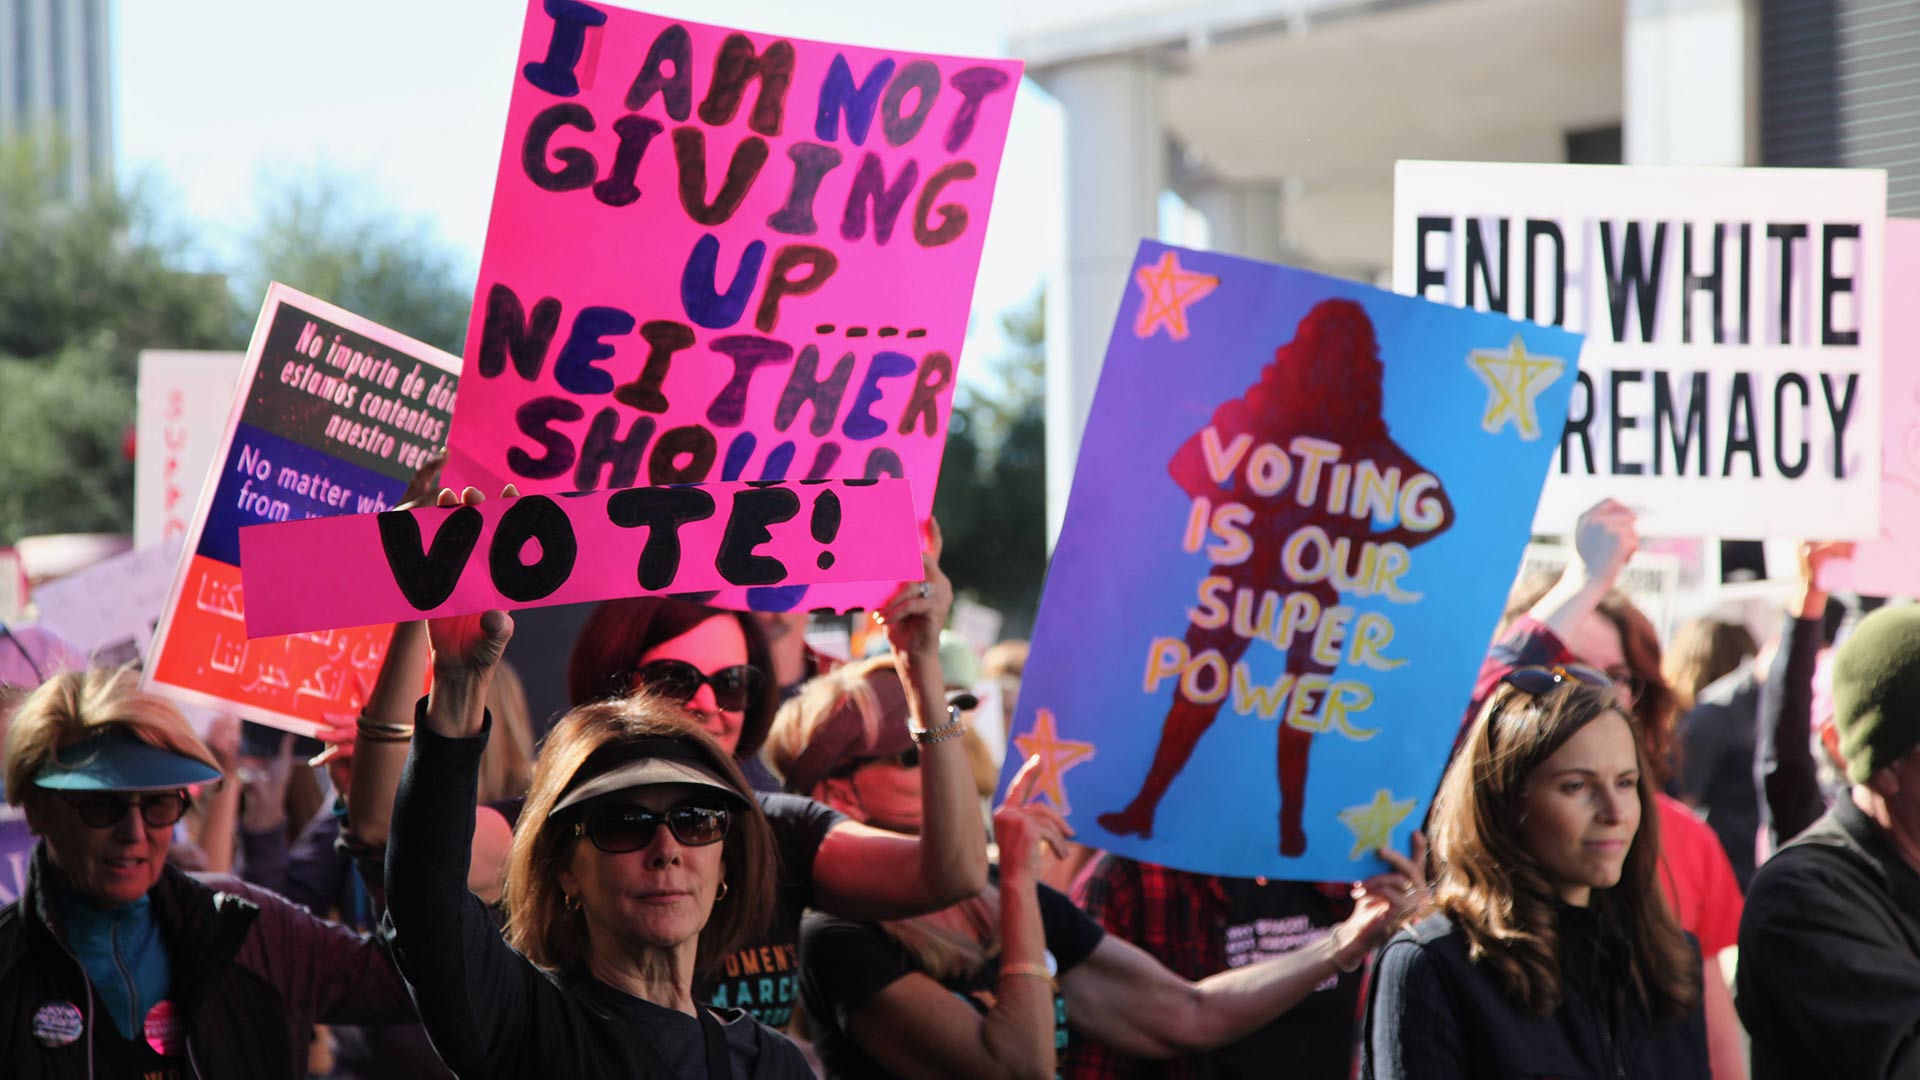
left=32, top=1002, right=83, bottom=1048
left=144, top=999, right=182, bottom=1056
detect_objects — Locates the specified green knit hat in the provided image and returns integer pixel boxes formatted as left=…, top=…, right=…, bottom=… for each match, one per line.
left=1833, top=606, right=1920, bottom=784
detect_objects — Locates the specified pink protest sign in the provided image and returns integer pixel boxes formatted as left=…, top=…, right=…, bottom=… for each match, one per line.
left=238, top=479, right=920, bottom=637
left=1823, top=218, right=1920, bottom=597
left=443, top=0, right=1021, bottom=614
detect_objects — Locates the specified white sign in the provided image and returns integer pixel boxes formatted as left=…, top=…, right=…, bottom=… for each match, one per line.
left=951, top=598, right=1005, bottom=658
left=135, top=351, right=246, bottom=549
left=33, top=537, right=186, bottom=667
left=1394, top=162, right=1885, bottom=538
left=0, top=549, right=24, bottom=622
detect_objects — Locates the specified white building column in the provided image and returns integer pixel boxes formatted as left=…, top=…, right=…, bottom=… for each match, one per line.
left=1035, top=56, right=1165, bottom=547
left=1624, top=0, right=1755, bottom=166
left=1191, top=181, right=1286, bottom=263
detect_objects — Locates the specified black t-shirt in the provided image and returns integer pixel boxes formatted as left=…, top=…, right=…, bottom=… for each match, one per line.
left=799, top=883, right=1106, bottom=1080
left=696, top=792, right=847, bottom=1026
left=1197, top=879, right=1363, bottom=1080
left=562, top=971, right=811, bottom=1080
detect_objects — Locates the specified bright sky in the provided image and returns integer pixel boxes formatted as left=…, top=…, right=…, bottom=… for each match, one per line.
left=114, top=0, right=1063, bottom=368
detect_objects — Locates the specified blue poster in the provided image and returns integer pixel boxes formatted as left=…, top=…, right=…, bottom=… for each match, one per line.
left=1001, top=241, right=1582, bottom=881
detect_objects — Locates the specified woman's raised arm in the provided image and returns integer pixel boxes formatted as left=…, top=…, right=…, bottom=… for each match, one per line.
left=814, top=519, right=990, bottom=917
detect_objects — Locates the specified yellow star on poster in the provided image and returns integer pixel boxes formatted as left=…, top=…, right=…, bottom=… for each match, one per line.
left=1337, top=789, right=1416, bottom=860
left=1012, top=708, right=1097, bottom=814
left=1467, top=335, right=1565, bottom=440
left=1132, top=251, right=1219, bottom=341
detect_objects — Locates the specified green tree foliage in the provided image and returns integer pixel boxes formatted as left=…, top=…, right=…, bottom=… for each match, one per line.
left=0, top=153, right=477, bottom=545
left=0, top=147, right=242, bottom=543
left=236, top=171, right=475, bottom=355
left=0, top=153, right=240, bottom=363
left=935, top=293, right=1047, bottom=632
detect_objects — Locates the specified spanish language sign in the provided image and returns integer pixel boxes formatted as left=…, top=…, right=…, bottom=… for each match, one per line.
left=1394, top=161, right=1885, bottom=538
left=145, top=285, right=462, bottom=736
left=442, top=0, right=1022, bottom=614
left=239, top=479, right=919, bottom=637
left=1002, top=241, right=1582, bottom=881
left=135, top=351, right=245, bottom=548
left=1823, top=218, right=1920, bottom=597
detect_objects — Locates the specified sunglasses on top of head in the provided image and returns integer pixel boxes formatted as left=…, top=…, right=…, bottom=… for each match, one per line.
left=572, top=800, right=732, bottom=854
left=623, top=660, right=765, bottom=713
left=58, top=789, right=193, bottom=830
left=1500, top=664, right=1614, bottom=697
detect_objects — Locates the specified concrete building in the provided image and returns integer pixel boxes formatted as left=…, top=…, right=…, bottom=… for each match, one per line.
left=0, top=0, right=112, bottom=197
left=1016, top=0, right=1920, bottom=539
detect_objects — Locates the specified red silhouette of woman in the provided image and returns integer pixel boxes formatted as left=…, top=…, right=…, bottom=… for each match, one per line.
left=1097, top=299, right=1454, bottom=856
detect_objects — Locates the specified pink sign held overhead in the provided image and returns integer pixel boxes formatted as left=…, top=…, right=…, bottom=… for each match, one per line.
left=238, top=479, right=921, bottom=638
left=1822, top=218, right=1920, bottom=598
left=444, top=0, right=1022, bottom=614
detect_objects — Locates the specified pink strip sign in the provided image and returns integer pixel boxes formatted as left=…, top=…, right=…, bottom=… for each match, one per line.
left=443, top=0, right=1022, bottom=613
left=238, top=479, right=919, bottom=637
left=1822, top=218, right=1920, bottom=598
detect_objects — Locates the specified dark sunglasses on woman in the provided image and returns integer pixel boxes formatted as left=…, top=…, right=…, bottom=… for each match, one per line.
left=59, top=789, right=193, bottom=829
left=624, top=660, right=765, bottom=713
left=573, top=801, right=732, bottom=854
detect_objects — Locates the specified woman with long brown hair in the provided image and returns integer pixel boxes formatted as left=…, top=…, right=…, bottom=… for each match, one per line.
left=1471, top=500, right=1748, bottom=1079
left=1361, top=670, right=1707, bottom=1079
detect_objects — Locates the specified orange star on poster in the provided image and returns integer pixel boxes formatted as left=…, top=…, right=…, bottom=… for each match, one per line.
left=1132, top=251, right=1218, bottom=341
left=1012, top=708, right=1096, bottom=813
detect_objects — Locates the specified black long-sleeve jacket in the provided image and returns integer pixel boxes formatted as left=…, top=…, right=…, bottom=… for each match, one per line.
left=1738, top=797, right=1920, bottom=1080
left=1361, top=910, right=1708, bottom=1080
left=1756, top=612, right=1831, bottom=849
left=0, top=844, right=413, bottom=1078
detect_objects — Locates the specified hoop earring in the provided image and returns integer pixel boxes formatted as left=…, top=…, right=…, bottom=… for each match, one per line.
left=565, top=893, right=581, bottom=912
left=715, top=880, right=729, bottom=903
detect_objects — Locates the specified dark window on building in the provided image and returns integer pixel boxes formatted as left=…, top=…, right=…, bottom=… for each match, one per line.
left=1565, top=125, right=1624, bottom=165
left=1762, top=0, right=1920, bottom=215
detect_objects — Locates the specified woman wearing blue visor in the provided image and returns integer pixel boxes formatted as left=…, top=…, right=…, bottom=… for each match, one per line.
left=0, top=667, right=414, bottom=1079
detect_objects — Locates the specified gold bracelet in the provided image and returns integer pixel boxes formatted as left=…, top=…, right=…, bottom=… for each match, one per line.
left=356, top=717, right=415, bottom=742
left=999, top=962, right=1054, bottom=985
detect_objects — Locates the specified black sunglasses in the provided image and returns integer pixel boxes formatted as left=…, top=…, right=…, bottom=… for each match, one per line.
left=626, top=660, right=765, bottom=713
left=58, top=789, right=192, bottom=830
left=572, top=801, right=732, bottom=854
left=1501, top=664, right=1613, bottom=697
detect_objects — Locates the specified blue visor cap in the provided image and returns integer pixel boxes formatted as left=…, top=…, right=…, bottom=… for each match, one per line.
left=32, top=727, right=222, bottom=792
